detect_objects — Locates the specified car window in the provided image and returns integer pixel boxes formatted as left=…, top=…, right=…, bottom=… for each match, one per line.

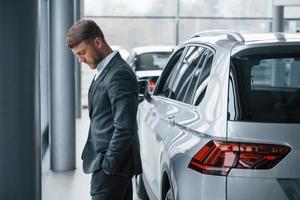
left=175, top=47, right=206, bottom=102
left=192, top=51, right=214, bottom=105
left=230, top=54, right=300, bottom=123
left=163, top=47, right=194, bottom=99
left=157, top=47, right=186, bottom=97
left=193, top=53, right=213, bottom=105
left=182, top=49, right=210, bottom=104
left=171, top=46, right=204, bottom=101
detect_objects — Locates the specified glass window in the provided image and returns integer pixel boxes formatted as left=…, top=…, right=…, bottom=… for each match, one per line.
left=193, top=51, right=214, bottom=105
left=172, top=46, right=204, bottom=101
left=157, top=47, right=186, bottom=97
left=230, top=54, right=300, bottom=123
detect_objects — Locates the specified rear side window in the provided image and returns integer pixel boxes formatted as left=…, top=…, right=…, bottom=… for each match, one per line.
left=170, top=46, right=204, bottom=100
left=156, top=45, right=214, bottom=105
left=178, top=50, right=214, bottom=105
left=192, top=51, right=214, bottom=105
left=229, top=54, right=300, bottom=123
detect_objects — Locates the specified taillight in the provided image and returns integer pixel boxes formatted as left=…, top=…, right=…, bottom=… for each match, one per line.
left=147, top=80, right=156, bottom=92
left=188, top=140, right=291, bottom=176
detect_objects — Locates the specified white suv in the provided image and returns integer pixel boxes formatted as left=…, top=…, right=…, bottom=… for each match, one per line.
left=136, top=31, right=300, bottom=200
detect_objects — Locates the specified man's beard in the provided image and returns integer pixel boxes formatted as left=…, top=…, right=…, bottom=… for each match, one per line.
left=92, top=52, right=104, bottom=68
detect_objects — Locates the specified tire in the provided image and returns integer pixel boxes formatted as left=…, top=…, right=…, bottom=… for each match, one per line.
left=165, top=188, right=174, bottom=200
left=135, top=174, right=149, bottom=200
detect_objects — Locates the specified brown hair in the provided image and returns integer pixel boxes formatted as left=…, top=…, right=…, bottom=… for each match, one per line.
left=66, top=19, right=104, bottom=48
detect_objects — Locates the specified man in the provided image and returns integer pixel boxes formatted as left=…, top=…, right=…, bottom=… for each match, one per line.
left=66, top=19, right=142, bottom=200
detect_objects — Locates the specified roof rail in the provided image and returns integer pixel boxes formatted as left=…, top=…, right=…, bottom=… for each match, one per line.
left=192, top=30, right=245, bottom=43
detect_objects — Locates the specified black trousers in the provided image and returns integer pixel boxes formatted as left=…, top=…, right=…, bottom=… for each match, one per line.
left=91, top=170, right=133, bottom=200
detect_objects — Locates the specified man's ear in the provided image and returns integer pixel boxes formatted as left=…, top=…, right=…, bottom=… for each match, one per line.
left=94, top=37, right=103, bottom=49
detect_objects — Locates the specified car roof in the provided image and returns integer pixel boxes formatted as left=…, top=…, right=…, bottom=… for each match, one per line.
left=131, top=45, right=174, bottom=55
left=240, top=33, right=300, bottom=44
left=181, top=31, right=300, bottom=52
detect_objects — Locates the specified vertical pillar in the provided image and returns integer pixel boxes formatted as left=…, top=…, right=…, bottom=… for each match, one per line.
left=0, top=0, right=41, bottom=199
left=74, top=0, right=82, bottom=118
left=175, top=0, right=180, bottom=45
left=40, top=0, right=50, bottom=157
left=50, top=0, right=76, bottom=171
left=273, top=5, right=284, bottom=32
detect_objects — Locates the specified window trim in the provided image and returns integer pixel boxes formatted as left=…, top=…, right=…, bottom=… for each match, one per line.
left=153, top=42, right=216, bottom=107
left=172, top=46, right=205, bottom=100
left=154, top=46, right=187, bottom=95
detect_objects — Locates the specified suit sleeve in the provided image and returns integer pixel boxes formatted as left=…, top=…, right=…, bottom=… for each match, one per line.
left=101, top=67, right=138, bottom=174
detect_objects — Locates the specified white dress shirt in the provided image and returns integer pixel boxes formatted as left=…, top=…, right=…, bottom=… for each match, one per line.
left=94, top=51, right=118, bottom=80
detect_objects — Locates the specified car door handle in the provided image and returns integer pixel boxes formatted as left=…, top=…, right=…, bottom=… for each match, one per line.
left=167, top=116, right=175, bottom=127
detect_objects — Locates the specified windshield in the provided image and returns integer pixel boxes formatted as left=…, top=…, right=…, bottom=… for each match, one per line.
left=229, top=54, right=300, bottom=123
left=135, top=52, right=172, bottom=71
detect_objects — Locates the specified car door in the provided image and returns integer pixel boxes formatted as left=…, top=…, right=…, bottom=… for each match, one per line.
left=137, top=46, right=187, bottom=198
left=142, top=45, right=216, bottom=198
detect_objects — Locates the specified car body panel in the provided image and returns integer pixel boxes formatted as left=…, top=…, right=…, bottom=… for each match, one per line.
left=138, top=39, right=235, bottom=200
left=137, top=32, right=300, bottom=200
left=227, top=121, right=300, bottom=200
left=138, top=95, right=228, bottom=200
left=227, top=122, right=300, bottom=178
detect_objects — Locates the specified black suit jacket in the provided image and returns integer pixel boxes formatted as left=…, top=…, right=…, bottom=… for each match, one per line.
left=82, top=53, right=142, bottom=178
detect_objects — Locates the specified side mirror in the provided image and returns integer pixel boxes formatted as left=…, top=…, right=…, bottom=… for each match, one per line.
left=137, top=80, right=152, bottom=103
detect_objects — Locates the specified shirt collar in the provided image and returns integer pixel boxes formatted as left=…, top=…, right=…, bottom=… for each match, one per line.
left=94, top=51, right=118, bottom=80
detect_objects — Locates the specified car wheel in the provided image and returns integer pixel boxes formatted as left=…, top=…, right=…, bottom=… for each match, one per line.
left=135, top=174, right=149, bottom=200
left=165, top=188, right=174, bottom=200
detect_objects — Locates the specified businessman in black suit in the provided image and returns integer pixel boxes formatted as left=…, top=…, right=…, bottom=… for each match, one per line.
left=66, top=19, right=142, bottom=200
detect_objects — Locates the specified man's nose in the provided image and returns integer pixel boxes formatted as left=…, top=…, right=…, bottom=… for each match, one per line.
left=77, top=55, right=85, bottom=63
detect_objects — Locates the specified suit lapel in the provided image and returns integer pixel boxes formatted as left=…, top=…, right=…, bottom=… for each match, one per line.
left=88, top=77, right=95, bottom=113
left=88, top=53, right=121, bottom=117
